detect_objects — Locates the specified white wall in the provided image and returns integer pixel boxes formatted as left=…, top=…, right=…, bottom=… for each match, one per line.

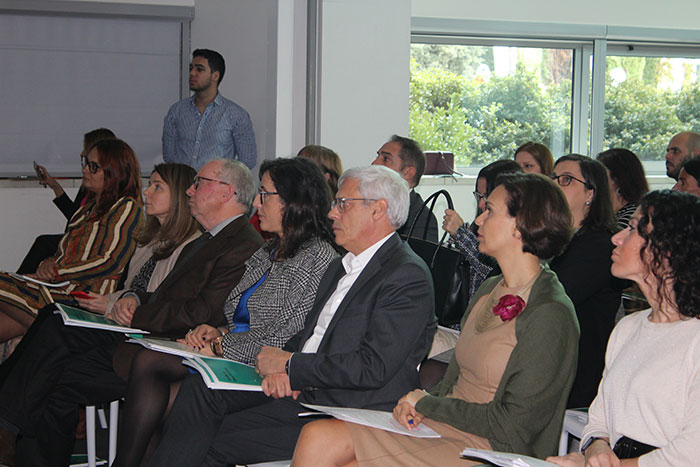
left=318, top=0, right=411, bottom=170
left=411, top=0, right=700, bottom=29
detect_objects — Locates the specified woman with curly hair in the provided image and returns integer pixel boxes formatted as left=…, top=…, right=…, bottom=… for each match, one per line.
left=111, top=157, right=339, bottom=467
left=292, top=173, right=579, bottom=466
left=549, top=190, right=700, bottom=466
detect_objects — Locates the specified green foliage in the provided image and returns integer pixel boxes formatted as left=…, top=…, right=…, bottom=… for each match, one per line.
left=604, top=80, right=683, bottom=160
left=409, top=65, right=571, bottom=166
left=411, top=50, right=700, bottom=166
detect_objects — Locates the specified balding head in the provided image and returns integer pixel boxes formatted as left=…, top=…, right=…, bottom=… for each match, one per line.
left=666, top=131, right=700, bottom=180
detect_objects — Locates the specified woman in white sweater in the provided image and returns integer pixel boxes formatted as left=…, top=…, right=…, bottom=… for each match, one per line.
left=549, top=189, right=700, bottom=467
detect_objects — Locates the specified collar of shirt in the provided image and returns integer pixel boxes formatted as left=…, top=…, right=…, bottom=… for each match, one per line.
left=187, top=91, right=224, bottom=109
left=341, top=232, right=394, bottom=275
left=207, top=213, right=244, bottom=237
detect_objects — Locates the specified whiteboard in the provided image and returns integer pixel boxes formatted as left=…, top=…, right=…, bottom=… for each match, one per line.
left=0, top=13, right=183, bottom=176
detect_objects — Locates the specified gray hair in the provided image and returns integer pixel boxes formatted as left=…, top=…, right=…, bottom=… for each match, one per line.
left=339, top=165, right=410, bottom=229
left=214, top=159, right=256, bottom=209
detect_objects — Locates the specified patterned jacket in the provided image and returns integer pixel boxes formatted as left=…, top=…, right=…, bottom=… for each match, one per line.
left=220, top=237, right=338, bottom=364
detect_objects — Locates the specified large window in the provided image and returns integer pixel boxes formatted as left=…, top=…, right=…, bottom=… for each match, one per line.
left=604, top=46, right=700, bottom=164
left=411, top=42, right=574, bottom=167
left=411, top=29, right=700, bottom=174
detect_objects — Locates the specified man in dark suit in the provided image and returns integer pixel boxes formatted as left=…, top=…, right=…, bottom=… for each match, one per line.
left=372, top=135, right=439, bottom=242
left=0, top=159, right=262, bottom=467
left=148, top=165, right=436, bottom=467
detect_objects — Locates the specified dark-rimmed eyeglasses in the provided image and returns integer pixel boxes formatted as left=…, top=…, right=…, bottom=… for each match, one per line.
left=549, top=173, right=591, bottom=189
left=192, top=175, right=235, bottom=192
left=473, top=191, right=487, bottom=204
left=331, top=197, right=378, bottom=212
left=258, top=190, right=280, bottom=204
left=80, top=156, right=101, bottom=174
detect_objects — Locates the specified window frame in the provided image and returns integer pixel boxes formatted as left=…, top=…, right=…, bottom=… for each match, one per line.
left=411, top=17, right=700, bottom=176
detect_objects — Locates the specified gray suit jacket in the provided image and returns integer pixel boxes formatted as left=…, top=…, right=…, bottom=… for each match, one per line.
left=286, top=233, right=436, bottom=411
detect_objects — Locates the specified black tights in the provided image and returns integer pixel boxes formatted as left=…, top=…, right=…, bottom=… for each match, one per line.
left=112, top=349, right=188, bottom=467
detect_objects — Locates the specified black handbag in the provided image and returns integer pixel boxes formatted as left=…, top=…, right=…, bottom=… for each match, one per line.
left=403, top=190, right=470, bottom=326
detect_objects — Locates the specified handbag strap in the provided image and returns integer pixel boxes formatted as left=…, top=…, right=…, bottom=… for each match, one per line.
left=405, top=190, right=455, bottom=267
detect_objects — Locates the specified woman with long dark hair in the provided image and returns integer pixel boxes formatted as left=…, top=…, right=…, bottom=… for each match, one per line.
left=111, top=157, right=339, bottom=467
left=549, top=154, right=623, bottom=408
left=0, top=139, right=143, bottom=350
left=549, top=190, right=700, bottom=466
left=596, top=148, right=649, bottom=229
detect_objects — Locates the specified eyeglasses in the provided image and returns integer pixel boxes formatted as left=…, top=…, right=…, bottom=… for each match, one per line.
left=549, top=173, right=591, bottom=189
left=258, top=189, right=280, bottom=204
left=473, top=191, right=486, bottom=204
left=331, top=197, right=377, bottom=212
left=192, top=175, right=235, bottom=192
left=80, top=156, right=101, bottom=174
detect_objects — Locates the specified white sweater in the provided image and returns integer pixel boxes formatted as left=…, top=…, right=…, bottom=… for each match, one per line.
left=582, top=309, right=700, bottom=466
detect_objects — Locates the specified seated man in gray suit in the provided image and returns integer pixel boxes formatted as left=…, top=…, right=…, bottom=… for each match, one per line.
left=149, top=165, right=436, bottom=466
left=0, top=159, right=263, bottom=466
left=372, top=135, right=439, bottom=241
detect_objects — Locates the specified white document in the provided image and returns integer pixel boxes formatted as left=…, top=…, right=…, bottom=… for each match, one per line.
left=301, top=404, right=441, bottom=439
left=461, top=448, right=557, bottom=467
left=8, top=272, right=70, bottom=288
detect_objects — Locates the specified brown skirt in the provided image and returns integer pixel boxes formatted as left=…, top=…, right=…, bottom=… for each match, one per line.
left=347, top=417, right=491, bottom=467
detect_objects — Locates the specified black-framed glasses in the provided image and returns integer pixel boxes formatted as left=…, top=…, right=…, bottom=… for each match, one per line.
left=331, top=197, right=378, bottom=212
left=258, top=189, right=280, bottom=204
left=192, top=175, right=234, bottom=192
left=80, top=156, right=101, bottom=174
left=549, top=173, right=591, bottom=189
left=473, top=190, right=487, bottom=204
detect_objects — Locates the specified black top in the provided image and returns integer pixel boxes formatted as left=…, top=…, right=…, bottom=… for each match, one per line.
left=550, top=227, right=623, bottom=408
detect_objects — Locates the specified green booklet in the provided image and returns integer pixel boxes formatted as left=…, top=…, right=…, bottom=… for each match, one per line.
left=54, top=303, right=150, bottom=335
left=127, top=337, right=262, bottom=391
left=183, top=356, right=262, bottom=391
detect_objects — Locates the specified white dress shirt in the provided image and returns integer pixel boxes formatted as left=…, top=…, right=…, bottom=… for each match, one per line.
left=300, top=233, right=394, bottom=353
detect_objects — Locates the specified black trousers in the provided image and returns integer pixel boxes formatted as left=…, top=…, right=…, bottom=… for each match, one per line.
left=0, top=313, right=126, bottom=467
left=149, top=374, right=312, bottom=467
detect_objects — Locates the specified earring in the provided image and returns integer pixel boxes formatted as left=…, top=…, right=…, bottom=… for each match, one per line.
left=585, top=200, right=592, bottom=206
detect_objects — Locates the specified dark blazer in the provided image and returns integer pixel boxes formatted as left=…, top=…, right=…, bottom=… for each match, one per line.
left=287, top=233, right=437, bottom=411
left=130, top=216, right=263, bottom=336
left=397, top=189, right=439, bottom=242
left=550, top=227, right=623, bottom=408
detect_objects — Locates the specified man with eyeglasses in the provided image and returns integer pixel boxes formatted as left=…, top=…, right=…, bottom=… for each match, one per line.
left=162, top=48, right=258, bottom=170
left=372, top=135, right=439, bottom=242
left=148, top=165, right=436, bottom=466
left=0, top=159, right=263, bottom=466
left=664, top=131, right=700, bottom=180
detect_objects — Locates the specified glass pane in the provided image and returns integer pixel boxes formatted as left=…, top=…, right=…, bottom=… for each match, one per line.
left=410, top=43, right=573, bottom=167
left=604, top=55, right=700, bottom=161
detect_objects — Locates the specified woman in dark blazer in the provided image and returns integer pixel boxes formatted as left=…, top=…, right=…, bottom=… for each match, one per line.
left=549, top=154, right=623, bottom=408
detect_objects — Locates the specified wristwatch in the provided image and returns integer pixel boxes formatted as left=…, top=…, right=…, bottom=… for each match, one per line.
left=210, top=336, right=224, bottom=357
left=580, top=436, right=608, bottom=454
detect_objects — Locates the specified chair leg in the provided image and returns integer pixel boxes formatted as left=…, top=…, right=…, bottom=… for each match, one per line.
left=108, top=400, right=119, bottom=466
left=85, top=405, right=96, bottom=467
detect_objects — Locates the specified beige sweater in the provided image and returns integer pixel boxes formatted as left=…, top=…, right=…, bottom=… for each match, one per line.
left=104, top=232, right=201, bottom=314
left=582, top=309, right=700, bottom=466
